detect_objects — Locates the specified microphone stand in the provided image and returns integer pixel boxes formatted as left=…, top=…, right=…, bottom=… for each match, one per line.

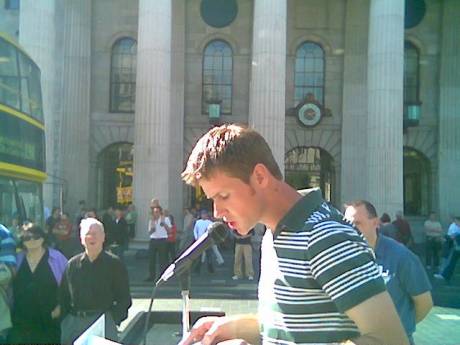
left=178, top=270, right=192, bottom=340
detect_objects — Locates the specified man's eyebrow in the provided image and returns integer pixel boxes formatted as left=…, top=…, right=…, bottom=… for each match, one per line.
left=208, top=192, right=219, bottom=200
left=209, top=191, right=227, bottom=200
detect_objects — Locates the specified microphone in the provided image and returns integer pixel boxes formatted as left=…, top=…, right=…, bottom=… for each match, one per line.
left=156, top=222, right=228, bottom=286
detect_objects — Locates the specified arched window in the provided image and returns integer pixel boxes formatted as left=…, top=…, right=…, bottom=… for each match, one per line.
left=404, top=41, right=420, bottom=104
left=294, top=42, right=325, bottom=106
left=285, top=147, right=334, bottom=202
left=110, top=37, right=137, bottom=113
left=202, top=40, right=233, bottom=114
left=97, top=142, right=133, bottom=208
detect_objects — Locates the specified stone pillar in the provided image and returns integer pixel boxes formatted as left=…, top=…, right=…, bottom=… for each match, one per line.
left=133, top=0, right=172, bottom=242
left=438, top=0, right=460, bottom=223
left=19, top=0, right=59, bottom=210
left=169, top=0, right=185, bottom=228
left=61, top=0, right=91, bottom=214
left=340, top=0, right=370, bottom=206
left=367, top=0, right=405, bottom=216
left=249, top=0, right=287, bottom=174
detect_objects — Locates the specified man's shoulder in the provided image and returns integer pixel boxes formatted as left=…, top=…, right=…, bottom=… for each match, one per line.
left=67, top=252, right=85, bottom=267
left=378, top=235, right=419, bottom=262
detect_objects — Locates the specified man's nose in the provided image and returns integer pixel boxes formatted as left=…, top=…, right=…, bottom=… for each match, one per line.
left=213, top=202, right=225, bottom=219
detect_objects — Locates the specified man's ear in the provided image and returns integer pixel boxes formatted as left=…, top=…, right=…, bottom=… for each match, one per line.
left=252, top=163, right=270, bottom=188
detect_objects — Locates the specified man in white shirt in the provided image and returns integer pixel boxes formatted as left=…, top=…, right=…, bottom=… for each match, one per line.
left=145, top=205, right=171, bottom=282
left=435, top=216, right=460, bottom=282
left=193, top=210, right=224, bottom=274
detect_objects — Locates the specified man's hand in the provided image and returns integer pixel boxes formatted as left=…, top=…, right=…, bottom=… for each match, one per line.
left=179, top=316, right=223, bottom=345
left=179, top=315, right=259, bottom=345
left=51, top=305, right=61, bottom=319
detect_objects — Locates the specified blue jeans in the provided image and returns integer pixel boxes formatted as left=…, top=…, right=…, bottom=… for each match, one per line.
left=441, top=249, right=459, bottom=281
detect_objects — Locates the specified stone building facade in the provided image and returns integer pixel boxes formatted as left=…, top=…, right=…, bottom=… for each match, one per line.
left=1, top=0, right=459, bottom=242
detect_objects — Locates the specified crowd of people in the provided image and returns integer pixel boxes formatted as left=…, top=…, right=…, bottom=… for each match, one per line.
left=0, top=202, right=137, bottom=344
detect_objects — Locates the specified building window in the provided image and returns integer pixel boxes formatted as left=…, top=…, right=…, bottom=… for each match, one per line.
left=110, top=37, right=137, bottom=113
left=202, top=39, right=233, bottom=114
left=403, top=147, right=430, bottom=216
left=5, top=0, right=19, bottom=10
left=294, top=42, right=325, bottom=106
left=404, top=41, right=420, bottom=104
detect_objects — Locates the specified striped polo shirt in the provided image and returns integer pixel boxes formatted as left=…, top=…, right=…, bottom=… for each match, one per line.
left=258, top=189, right=386, bottom=344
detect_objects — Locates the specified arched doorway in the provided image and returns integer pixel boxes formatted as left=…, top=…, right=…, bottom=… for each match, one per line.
left=97, top=142, right=133, bottom=209
left=285, top=147, right=335, bottom=202
left=403, top=147, right=431, bottom=216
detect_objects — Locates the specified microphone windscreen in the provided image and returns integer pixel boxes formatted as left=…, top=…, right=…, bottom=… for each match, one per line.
left=208, top=222, right=228, bottom=244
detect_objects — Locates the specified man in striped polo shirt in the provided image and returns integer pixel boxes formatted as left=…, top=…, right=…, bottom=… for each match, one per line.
left=180, top=124, right=408, bottom=345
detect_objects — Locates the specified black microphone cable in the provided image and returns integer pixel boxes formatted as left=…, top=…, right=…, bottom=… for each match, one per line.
left=142, top=281, right=159, bottom=345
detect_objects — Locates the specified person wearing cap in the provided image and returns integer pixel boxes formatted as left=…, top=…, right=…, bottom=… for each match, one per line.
left=59, top=218, right=131, bottom=344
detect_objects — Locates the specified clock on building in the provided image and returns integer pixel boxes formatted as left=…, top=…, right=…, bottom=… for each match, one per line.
left=298, top=103, right=322, bottom=127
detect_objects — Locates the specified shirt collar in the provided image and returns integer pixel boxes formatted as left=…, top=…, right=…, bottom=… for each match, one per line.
left=80, top=250, right=104, bottom=264
left=274, top=188, right=323, bottom=238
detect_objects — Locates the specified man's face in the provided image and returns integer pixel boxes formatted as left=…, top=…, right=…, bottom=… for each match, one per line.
left=81, top=224, right=105, bottom=252
left=199, top=169, right=264, bottom=235
left=115, top=209, right=123, bottom=218
left=345, top=205, right=379, bottom=236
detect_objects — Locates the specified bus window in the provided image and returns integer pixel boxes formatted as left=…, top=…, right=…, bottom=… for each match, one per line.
left=0, top=176, right=19, bottom=233
left=0, top=38, right=20, bottom=110
left=18, top=51, right=43, bottom=122
left=16, top=179, right=43, bottom=225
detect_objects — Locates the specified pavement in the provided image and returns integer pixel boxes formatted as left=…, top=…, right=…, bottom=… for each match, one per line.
left=118, top=243, right=460, bottom=345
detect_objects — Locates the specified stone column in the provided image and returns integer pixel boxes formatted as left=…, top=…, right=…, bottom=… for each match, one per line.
left=438, top=0, right=460, bottom=223
left=19, top=0, right=59, bottom=210
left=249, top=0, right=287, bottom=174
left=367, top=0, right=405, bottom=216
left=61, top=0, right=91, bottom=214
left=133, top=0, right=172, bottom=242
left=169, top=0, right=185, bottom=228
left=340, top=0, right=370, bottom=206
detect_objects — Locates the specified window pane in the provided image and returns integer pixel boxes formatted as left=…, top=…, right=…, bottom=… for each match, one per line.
left=295, top=42, right=324, bottom=105
left=17, top=52, right=43, bottom=121
left=0, top=38, right=20, bottom=110
left=111, top=38, right=137, bottom=113
left=202, top=40, right=233, bottom=114
left=404, top=42, right=419, bottom=104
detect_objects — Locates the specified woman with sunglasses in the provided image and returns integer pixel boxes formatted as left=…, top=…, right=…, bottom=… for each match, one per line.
left=8, top=223, right=67, bottom=344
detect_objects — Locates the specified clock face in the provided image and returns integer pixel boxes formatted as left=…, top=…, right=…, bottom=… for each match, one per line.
left=298, top=103, right=322, bottom=127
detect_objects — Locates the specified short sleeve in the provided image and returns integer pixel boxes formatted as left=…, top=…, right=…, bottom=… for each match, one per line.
left=307, top=220, right=386, bottom=313
left=398, top=250, right=432, bottom=296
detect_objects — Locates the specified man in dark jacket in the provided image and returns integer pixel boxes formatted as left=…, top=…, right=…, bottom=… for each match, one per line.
left=110, top=207, right=129, bottom=262
left=60, top=218, right=131, bottom=344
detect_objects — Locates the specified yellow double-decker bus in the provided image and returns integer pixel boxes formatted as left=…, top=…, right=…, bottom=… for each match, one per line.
left=0, top=33, right=46, bottom=230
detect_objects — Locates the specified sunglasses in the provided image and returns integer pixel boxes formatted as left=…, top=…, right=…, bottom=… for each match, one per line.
left=21, top=234, right=42, bottom=242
